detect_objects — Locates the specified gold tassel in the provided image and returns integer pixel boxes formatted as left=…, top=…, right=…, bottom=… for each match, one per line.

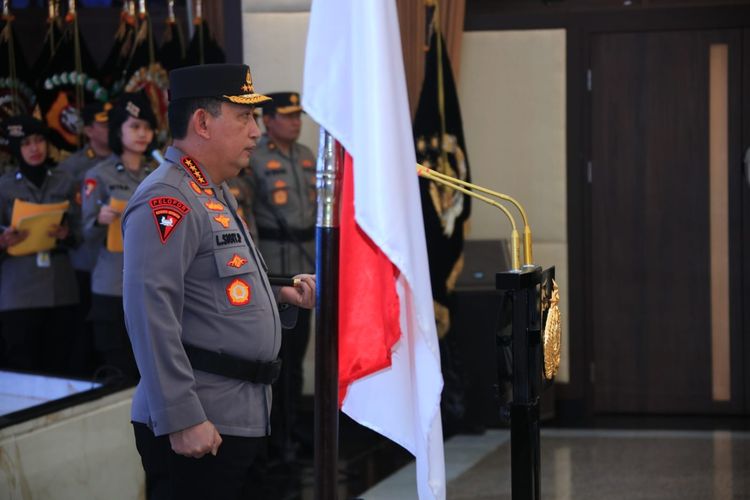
left=543, top=279, right=561, bottom=380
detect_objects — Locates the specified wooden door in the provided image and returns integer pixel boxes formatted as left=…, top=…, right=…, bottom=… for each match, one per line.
left=589, top=29, right=744, bottom=414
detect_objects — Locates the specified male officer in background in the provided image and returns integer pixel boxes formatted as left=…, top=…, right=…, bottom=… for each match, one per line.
left=249, top=91, right=316, bottom=461
left=122, top=64, right=315, bottom=500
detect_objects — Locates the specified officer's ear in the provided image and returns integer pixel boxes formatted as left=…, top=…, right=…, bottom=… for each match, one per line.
left=192, top=108, right=212, bottom=140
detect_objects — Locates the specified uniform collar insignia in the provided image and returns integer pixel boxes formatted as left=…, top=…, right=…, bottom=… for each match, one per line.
left=180, top=156, right=210, bottom=187
left=85, top=147, right=95, bottom=159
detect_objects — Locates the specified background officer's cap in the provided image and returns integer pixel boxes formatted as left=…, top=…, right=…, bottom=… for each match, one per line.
left=169, top=64, right=272, bottom=107
left=1, top=115, right=48, bottom=156
left=81, top=101, right=112, bottom=126
left=2, top=115, right=48, bottom=142
left=263, top=92, right=303, bottom=115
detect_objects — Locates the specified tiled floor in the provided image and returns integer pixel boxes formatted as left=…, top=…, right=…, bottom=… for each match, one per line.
left=360, top=428, right=750, bottom=500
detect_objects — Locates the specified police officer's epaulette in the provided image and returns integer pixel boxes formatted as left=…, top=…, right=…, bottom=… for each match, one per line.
left=180, top=156, right=210, bottom=187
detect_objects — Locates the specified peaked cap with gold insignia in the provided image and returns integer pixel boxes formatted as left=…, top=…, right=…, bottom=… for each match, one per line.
left=168, top=63, right=272, bottom=107
left=263, top=91, right=303, bottom=115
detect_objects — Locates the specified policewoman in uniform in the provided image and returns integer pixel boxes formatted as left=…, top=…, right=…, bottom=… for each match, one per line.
left=82, top=92, right=156, bottom=381
left=0, top=115, right=79, bottom=373
left=122, top=64, right=315, bottom=500
left=58, top=101, right=112, bottom=375
left=249, top=91, right=317, bottom=459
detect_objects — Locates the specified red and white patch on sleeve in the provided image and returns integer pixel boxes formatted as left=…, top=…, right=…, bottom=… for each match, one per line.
left=83, top=178, right=97, bottom=198
left=149, top=196, right=191, bottom=244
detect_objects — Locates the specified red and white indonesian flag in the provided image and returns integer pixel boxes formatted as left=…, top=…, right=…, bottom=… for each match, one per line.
left=303, top=0, right=446, bottom=498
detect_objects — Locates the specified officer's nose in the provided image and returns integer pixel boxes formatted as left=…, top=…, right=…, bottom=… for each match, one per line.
left=248, top=115, right=261, bottom=141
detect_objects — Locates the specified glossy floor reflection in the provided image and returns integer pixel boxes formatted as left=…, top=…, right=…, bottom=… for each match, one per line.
left=361, top=429, right=750, bottom=500
left=256, top=410, right=750, bottom=499
left=443, top=429, right=750, bottom=500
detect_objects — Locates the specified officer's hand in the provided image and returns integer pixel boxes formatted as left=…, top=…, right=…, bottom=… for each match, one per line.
left=97, top=205, right=120, bottom=226
left=0, top=226, right=28, bottom=248
left=279, top=274, right=316, bottom=309
left=48, top=223, right=69, bottom=240
left=169, top=420, right=223, bottom=458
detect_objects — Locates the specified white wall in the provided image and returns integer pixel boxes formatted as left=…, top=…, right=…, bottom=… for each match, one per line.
left=459, top=30, right=569, bottom=382
left=242, top=6, right=320, bottom=157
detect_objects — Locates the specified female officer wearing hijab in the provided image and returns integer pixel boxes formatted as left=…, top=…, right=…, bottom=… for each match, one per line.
left=81, top=92, right=157, bottom=382
left=0, top=115, right=79, bottom=373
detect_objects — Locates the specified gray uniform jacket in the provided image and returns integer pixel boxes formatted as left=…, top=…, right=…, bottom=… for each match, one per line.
left=249, top=135, right=316, bottom=275
left=0, top=168, right=79, bottom=311
left=58, top=147, right=110, bottom=272
left=82, top=155, right=151, bottom=297
left=123, top=146, right=285, bottom=438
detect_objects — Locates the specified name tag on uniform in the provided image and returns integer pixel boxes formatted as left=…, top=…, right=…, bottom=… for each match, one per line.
left=36, top=251, right=51, bottom=268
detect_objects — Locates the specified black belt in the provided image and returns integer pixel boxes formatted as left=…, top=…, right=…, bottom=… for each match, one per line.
left=183, top=343, right=282, bottom=385
left=257, top=226, right=315, bottom=242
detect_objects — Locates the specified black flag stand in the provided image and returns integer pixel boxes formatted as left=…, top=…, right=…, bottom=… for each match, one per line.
left=314, top=130, right=343, bottom=500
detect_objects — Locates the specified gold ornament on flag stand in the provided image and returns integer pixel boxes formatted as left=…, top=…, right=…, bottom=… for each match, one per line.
left=542, top=278, right=562, bottom=380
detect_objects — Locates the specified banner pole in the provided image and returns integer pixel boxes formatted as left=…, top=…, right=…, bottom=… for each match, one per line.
left=314, top=129, right=343, bottom=500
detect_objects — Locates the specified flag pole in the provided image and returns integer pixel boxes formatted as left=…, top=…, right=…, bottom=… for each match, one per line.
left=314, top=129, right=343, bottom=500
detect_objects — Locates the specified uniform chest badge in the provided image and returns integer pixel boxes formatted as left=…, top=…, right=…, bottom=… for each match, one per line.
left=272, top=179, right=288, bottom=205
left=83, top=178, right=97, bottom=198
left=204, top=200, right=225, bottom=211
left=149, top=196, right=191, bottom=244
left=226, top=278, right=251, bottom=306
left=189, top=181, right=203, bottom=195
left=180, top=156, right=210, bottom=187
left=226, top=253, right=248, bottom=269
left=204, top=188, right=214, bottom=196
left=213, top=214, right=231, bottom=228
left=266, top=160, right=282, bottom=170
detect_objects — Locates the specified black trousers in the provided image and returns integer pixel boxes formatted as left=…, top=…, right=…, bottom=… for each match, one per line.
left=68, top=271, right=96, bottom=377
left=133, top=422, right=266, bottom=500
left=0, top=306, right=76, bottom=375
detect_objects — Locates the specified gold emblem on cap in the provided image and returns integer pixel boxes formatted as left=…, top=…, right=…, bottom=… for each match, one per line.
left=290, top=93, right=299, bottom=105
left=241, top=69, right=254, bottom=93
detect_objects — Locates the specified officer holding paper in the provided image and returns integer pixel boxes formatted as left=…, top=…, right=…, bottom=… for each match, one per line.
left=81, top=92, right=157, bottom=381
left=0, top=115, right=79, bottom=373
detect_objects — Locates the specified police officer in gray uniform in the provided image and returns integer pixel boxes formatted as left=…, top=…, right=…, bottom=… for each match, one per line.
left=122, top=64, right=315, bottom=500
left=58, top=101, right=112, bottom=375
left=0, top=115, right=79, bottom=373
left=59, top=101, right=112, bottom=274
left=83, top=92, right=156, bottom=381
left=249, top=92, right=316, bottom=460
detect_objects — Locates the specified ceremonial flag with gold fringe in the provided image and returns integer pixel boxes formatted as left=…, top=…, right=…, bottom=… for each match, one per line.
left=304, top=0, right=446, bottom=498
left=37, top=5, right=106, bottom=152
left=413, top=24, right=472, bottom=340
left=183, top=1, right=224, bottom=66
left=0, top=7, right=35, bottom=119
left=158, top=1, right=186, bottom=71
left=99, top=1, right=137, bottom=97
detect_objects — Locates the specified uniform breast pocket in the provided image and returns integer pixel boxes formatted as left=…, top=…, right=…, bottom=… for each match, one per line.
left=212, top=247, right=266, bottom=314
